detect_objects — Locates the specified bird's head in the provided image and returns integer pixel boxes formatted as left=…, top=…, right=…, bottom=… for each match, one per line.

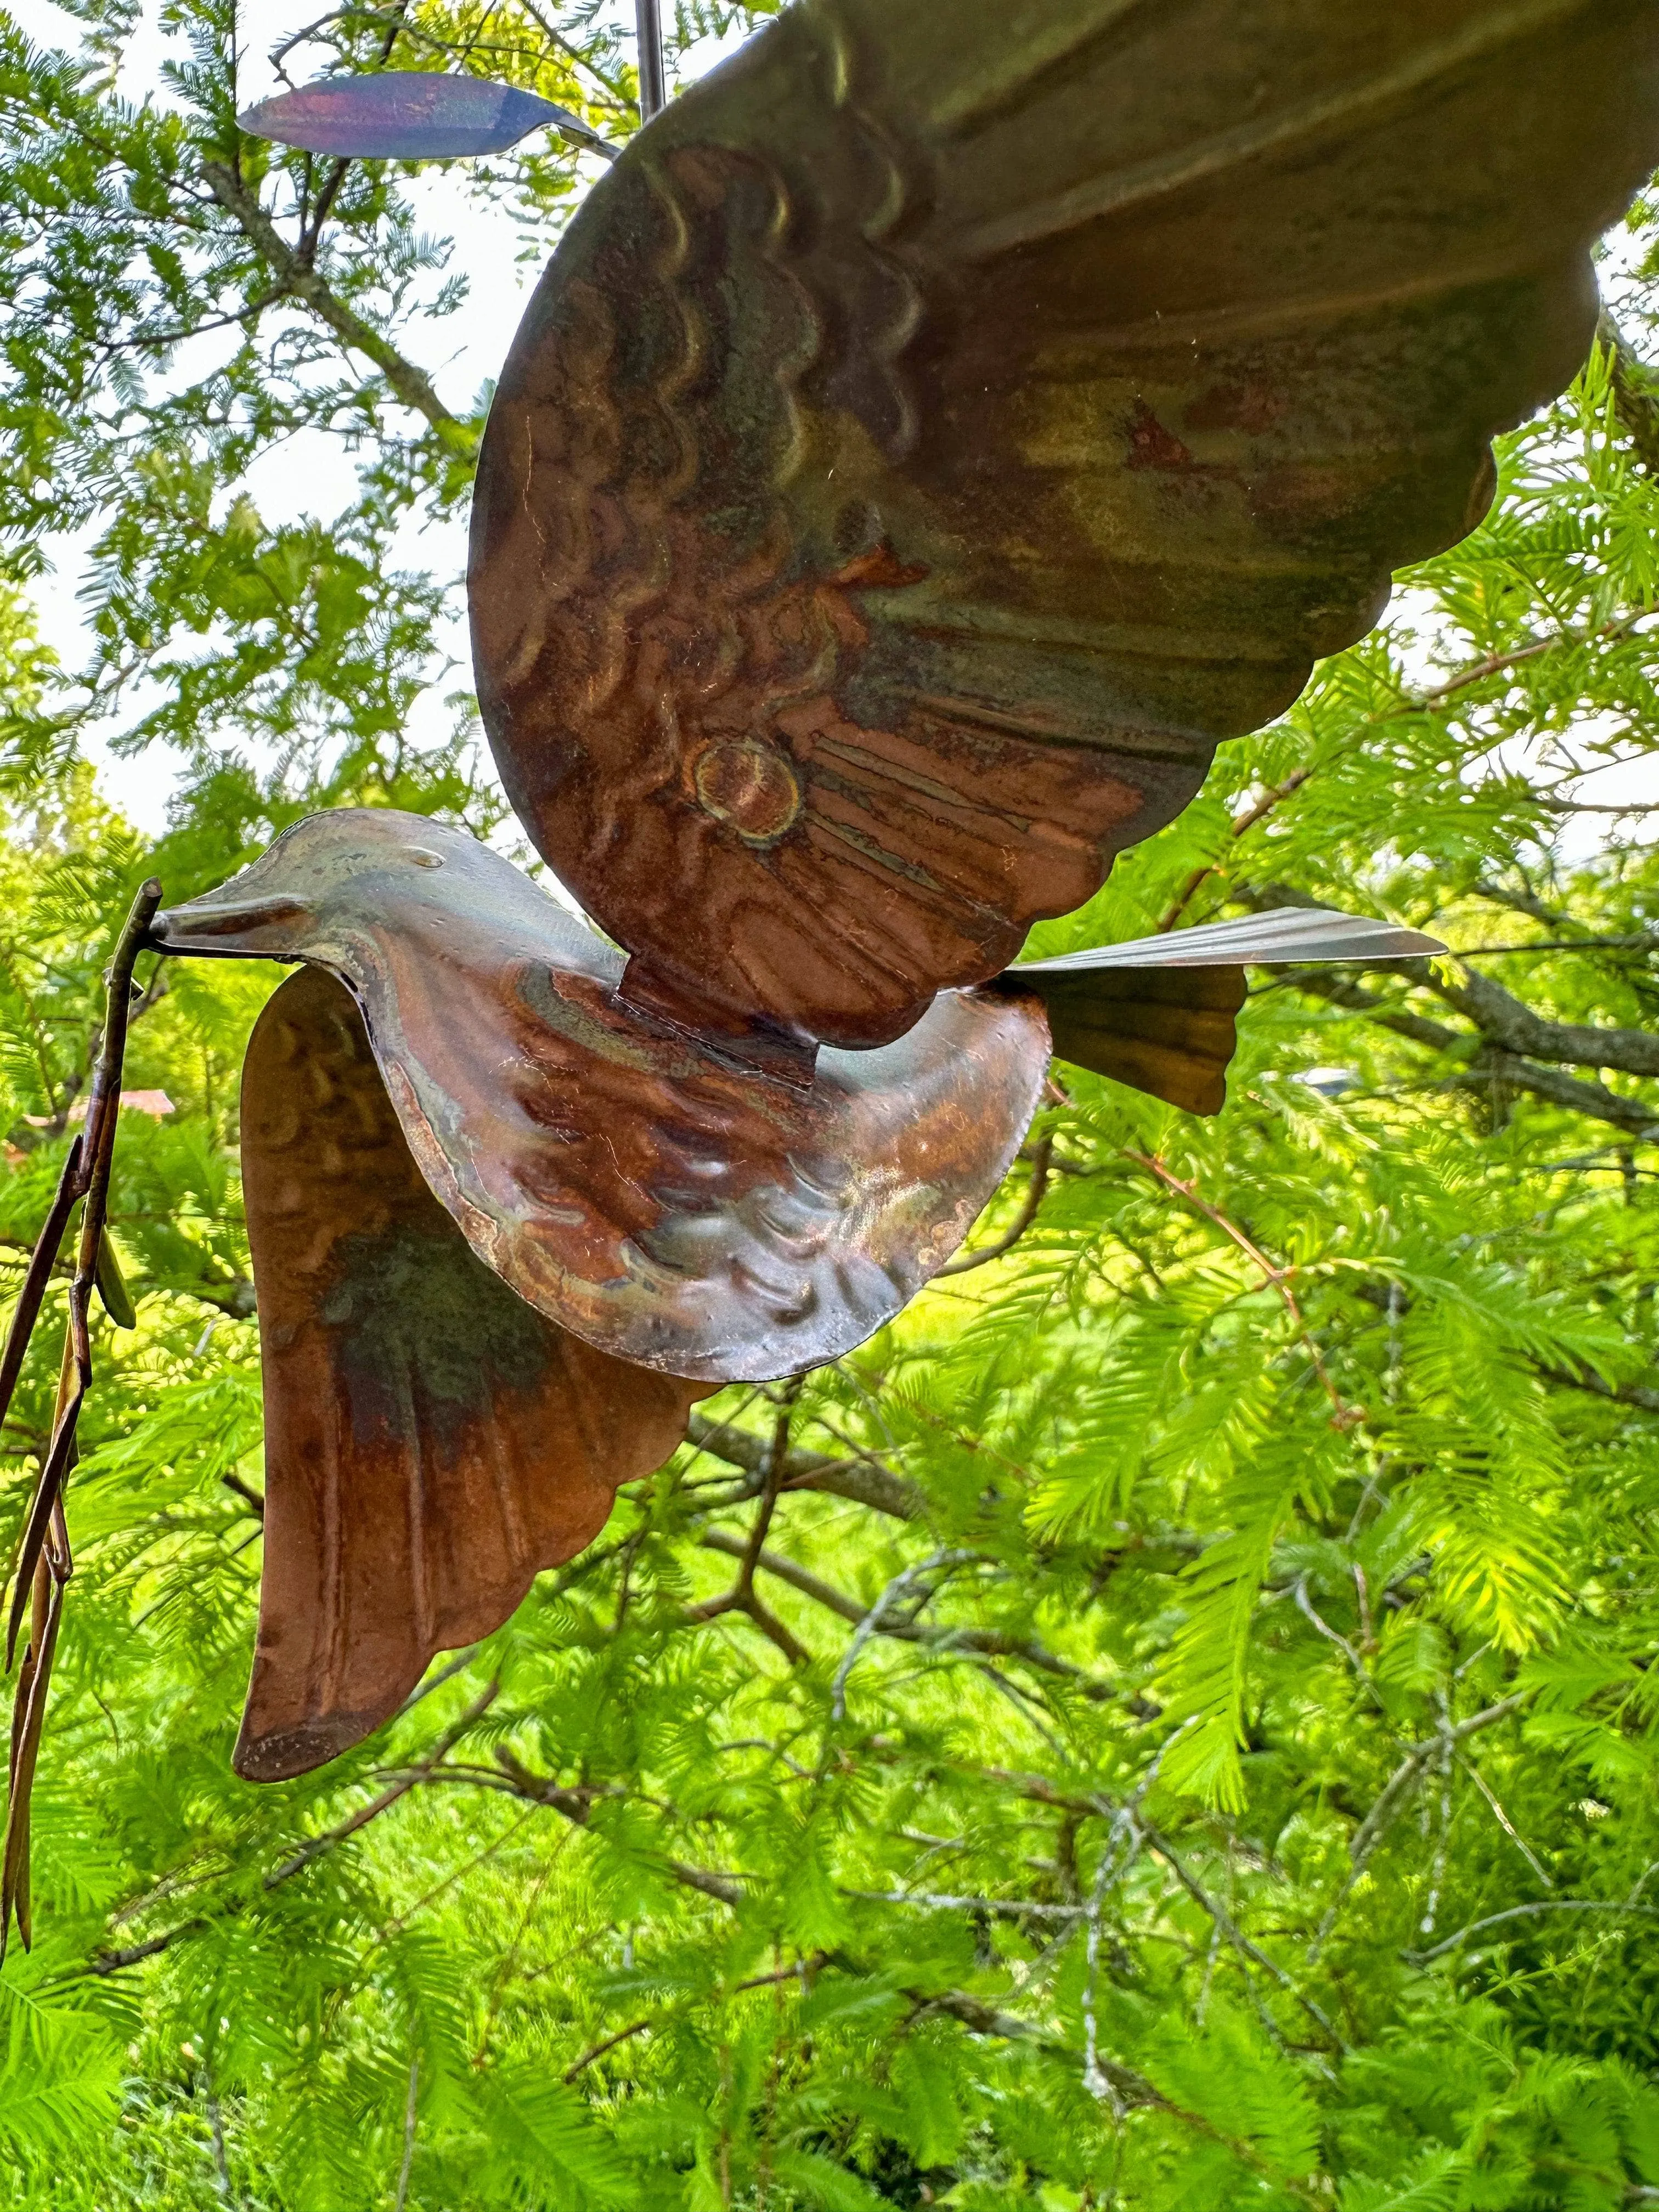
left=150, top=808, right=605, bottom=985
left=150, top=810, right=471, bottom=961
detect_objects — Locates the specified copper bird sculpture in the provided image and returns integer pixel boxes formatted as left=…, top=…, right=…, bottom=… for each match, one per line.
left=5, top=0, right=1658, bottom=1873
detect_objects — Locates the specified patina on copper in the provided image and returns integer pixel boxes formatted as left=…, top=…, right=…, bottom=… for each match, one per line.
left=152, top=810, right=1054, bottom=1385
left=236, top=964, right=706, bottom=1783
left=470, top=0, right=1659, bottom=1062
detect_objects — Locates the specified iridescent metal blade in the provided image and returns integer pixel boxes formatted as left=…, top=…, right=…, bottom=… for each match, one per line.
left=1015, top=909, right=1446, bottom=974
left=239, top=73, right=611, bottom=161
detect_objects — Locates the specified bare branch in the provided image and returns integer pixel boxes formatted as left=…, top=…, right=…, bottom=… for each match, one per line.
left=1420, top=962, right=1659, bottom=1081
left=938, top=1138, right=1053, bottom=1275
left=1137, top=1818, right=1345, bottom=2049
left=1409, top=1895, right=1659, bottom=1966
left=685, top=1413, right=923, bottom=1522
left=1309, top=1694, right=1530, bottom=1957
left=77, top=1684, right=499, bottom=1977
left=699, top=1530, right=1149, bottom=1707
left=1535, top=1363, right=1659, bottom=1418
left=1274, top=969, right=1659, bottom=1140
left=200, top=162, right=456, bottom=428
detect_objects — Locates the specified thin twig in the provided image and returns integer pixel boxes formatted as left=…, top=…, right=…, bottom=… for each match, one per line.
left=562, top=1958, right=827, bottom=2084
left=1455, top=1752, right=1553, bottom=1888
left=2, top=881, right=161, bottom=1956
left=73, top=1685, right=501, bottom=1981
left=1125, top=1150, right=1362, bottom=1427
left=851, top=1888, right=1085, bottom=1921
left=394, top=2052, right=419, bottom=2211
left=1157, top=610, right=1651, bottom=929
left=1138, top=1817, right=1345, bottom=2050
left=264, top=1683, right=499, bottom=1889
left=830, top=1551, right=978, bottom=1722
left=1409, top=1897, right=1659, bottom=1966
left=938, top=1138, right=1054, bottom=1276
left=1308, top=1694, right=1528, bottom=1958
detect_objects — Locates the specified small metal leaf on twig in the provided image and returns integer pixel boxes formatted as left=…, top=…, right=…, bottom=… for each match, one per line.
left=238, top=73, right=615, bottom=162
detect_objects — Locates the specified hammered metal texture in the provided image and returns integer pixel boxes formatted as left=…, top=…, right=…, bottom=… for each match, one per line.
left=1019, top=967, right=1246, bottom=1118
left=469, top=0, right=1659, bottom=1058
left=236, top=965, right=705, bottom=1784
left=157, top=811, right=1052, bottom=1384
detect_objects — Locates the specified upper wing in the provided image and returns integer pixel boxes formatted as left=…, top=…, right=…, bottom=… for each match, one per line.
left=238, top=963, right=704, bottom=1782
left=157, top=809, right=1051, bottom=1386
left=1006, top=907, right=1446, bottom=1111
left=470, top=0, right=1658, bottom=1058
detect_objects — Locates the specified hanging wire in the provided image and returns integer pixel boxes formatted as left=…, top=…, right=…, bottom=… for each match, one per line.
left=635, top=0, right=667, bottom=120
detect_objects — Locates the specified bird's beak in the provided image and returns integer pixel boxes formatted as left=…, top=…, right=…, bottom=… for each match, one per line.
left=149, top=891, right=313, bottom=958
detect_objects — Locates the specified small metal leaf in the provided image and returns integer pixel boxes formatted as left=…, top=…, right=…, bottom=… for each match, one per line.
left=238, top=73, right=612, bottom=162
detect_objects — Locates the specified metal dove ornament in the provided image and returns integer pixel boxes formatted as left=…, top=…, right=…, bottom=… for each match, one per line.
left=145, top=816, right=1436, bottom=1778
left=4, top=0, right=1657, bottom=1846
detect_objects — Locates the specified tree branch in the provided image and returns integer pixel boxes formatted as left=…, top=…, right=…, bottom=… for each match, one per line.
left=700, top=1528, right=1137, bottom=1703
left=1420, top=962, right=1659, bottom=1081
left=79, top=1684, right=499, bottom=1977
left=1274, top=969, right=1658, bottom=1139
left=937, top=1138, right=1053, bottom=1275
left=1409, top=1894, right=1659, bottom=1966
left=1535, top=1363, right=1659, bottom=1418
left=685, top=1413, right=923, bottom=1523
left=1137, top=1816, right=1345, bottom=2049
left=200, top=161, right=456, bottom=429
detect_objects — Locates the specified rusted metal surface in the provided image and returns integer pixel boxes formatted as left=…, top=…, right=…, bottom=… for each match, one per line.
left=470, top=0, right=1659, bottom=1060
left=236, top=965, right=707, bottom=1782
left=154, top=810, right=1053, bottom=1385
left=169, top=0, right=1659, bottom=1801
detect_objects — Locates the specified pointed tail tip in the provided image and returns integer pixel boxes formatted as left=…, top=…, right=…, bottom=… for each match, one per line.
left=233, top=1705, right=386, bottom=1785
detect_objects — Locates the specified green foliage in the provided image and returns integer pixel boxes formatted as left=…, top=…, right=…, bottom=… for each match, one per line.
left=0, top=4, right=1656, bottom=2207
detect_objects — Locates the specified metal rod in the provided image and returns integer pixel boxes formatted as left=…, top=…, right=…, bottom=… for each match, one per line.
left=1, top=877, right=160, bottom=1957
left=635, top=0, right=666, bottom=122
